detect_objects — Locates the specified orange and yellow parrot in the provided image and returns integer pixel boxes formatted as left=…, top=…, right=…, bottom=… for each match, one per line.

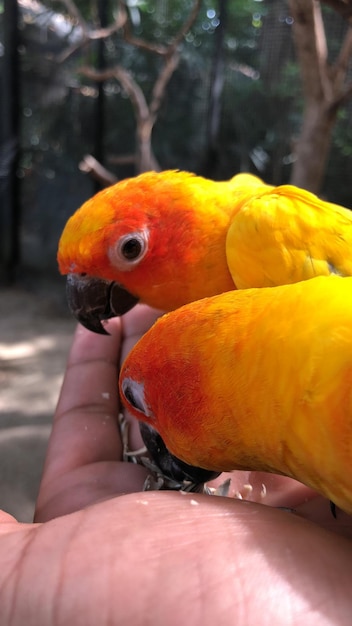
left=119, top=275, right=352, bottom=515
left=57, top=169, right=352, bottom=333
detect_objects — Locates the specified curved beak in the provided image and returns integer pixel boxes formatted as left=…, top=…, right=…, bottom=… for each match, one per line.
left=66, top=273, right=139, bottom=334
left=139, top=422, right=220, bottom=487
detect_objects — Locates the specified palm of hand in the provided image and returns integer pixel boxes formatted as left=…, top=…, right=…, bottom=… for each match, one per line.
left=0, top=306, right=351, bottom=625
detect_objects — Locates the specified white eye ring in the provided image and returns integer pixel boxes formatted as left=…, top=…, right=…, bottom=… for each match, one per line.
left=109, top=229, right=149, bottom=271
left=121, top=377, right=150, bottom=417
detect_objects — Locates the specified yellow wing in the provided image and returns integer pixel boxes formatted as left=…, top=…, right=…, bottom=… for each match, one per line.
left=226, top=184, right=352, bottom=289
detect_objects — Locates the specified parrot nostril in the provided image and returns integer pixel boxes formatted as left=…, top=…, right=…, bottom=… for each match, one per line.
left=121, top=378, right=148, bottom=416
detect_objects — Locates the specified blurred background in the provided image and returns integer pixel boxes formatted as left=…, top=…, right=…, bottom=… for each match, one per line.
left=1, top=0, right=352, bottom=521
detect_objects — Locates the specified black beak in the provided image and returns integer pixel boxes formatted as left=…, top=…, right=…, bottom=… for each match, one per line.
left=139, top=422, right=220, bottom=487
left=66, top=273, right=139, bottom=334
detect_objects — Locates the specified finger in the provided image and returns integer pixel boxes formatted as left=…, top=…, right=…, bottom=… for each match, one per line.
left=36, top=319, right=150, bottom=520
left=119, top=305, right=164, bottom=451
left=42, top=318, right=123, bottom=481
left=207, top=471, right=315, bottom=505
left=295, top=496, right=352, bottom=539
left=120, top=304, right=164, bottom=362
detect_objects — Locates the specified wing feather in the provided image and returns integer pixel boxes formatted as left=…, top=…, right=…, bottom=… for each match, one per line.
left=227, top=185, right=352, bottom=289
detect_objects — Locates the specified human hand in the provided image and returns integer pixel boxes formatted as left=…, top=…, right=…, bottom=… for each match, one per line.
left=0, top=305, right=351, bottom=625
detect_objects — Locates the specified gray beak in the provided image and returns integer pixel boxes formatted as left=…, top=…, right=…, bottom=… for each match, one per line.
left=139, top=421, right=220, bottom=486
left=66, top=273, right=139, bottom=334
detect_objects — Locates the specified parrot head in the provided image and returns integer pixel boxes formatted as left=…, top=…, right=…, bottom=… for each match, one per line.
left=57, top=170, right=243, bottom=333
left=120, top=278, right=352, bottom=514
left=118, top=300, right=246, bottom=479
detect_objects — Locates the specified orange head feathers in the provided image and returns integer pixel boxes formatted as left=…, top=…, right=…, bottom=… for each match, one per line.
left=58, top=170, right=264, bottom=331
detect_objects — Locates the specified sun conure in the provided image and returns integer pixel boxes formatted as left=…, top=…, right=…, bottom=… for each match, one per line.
left=57, top=169, right=352, bottom=334
left=119, top=276, right=352, bottom=515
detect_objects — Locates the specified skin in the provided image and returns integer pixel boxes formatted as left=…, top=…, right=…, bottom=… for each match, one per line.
left=0, top=306, right=352, bottom=625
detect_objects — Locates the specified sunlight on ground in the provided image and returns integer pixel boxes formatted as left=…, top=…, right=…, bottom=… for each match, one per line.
left=0, top=289, right=75, bottom=420
left=0, top=336, right=58, bottom=360
left=0, top=288, right=76, bottom=520
left=0, top=330, right=74, bottom=417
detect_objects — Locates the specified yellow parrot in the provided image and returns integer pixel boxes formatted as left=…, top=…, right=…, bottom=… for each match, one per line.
left=120, top=276, right=352, bottom=515
left=57, top=170, right=352, bottom=333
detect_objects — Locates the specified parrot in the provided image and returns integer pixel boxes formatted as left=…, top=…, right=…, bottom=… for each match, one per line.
left=57, top=168, right=352, bottom=335
left=57, top=170, right=268, bottom=333
left=119, top=275, right=352, bottom=515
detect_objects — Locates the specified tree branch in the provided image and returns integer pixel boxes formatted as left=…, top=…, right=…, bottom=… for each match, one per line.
left=57, top=0, right=88, bottom=36
left=288, top=0, right=326, bottom=101
left=149, top=53, right=180, bottom=118
left=119, top=0, right=201, bottom=56
left=313, top=0, right=334, bottom=101
left=58, top=0, right=202, bottom=176
left=79, top=154, right=118, bottom=186
left=55, top=0, right=127, bottom=62
left=80, top=66, right=150, bottom=121
left=168, top=0, right=202, bottom=52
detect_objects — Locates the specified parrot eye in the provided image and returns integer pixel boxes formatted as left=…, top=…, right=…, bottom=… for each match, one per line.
left=110, top=230, right=149, bottom=270
left=121, top=237, right=142, bottom=260
left=121, top=378, right=150, bottom=418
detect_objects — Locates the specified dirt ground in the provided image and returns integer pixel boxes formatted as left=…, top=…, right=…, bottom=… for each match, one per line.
left=0, top=284, right=76, bottom=521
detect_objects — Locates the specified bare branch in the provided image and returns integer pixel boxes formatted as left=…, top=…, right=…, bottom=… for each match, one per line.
left=313, top=0, right=334, bottom=101
left=150, top=53, right=180, bottom=118
left=107, top=154, right=136, bottom=165
left=118, top=0, right=169, bottom=55
left=62, top=0, right=201, bottom=175
left=79, top=155, right=118, bottom=186
left=85, top=12, right=127, bottom=40
left=168, top=0, right=202, bottom=52
left=314, top=0, right=328, bottom=62
left=80, top=66, right=150, bottom=121
left=58, top=0, right=126, bottom=37
left=54, top=0, right=127, bottom=62
left=57, top=0, right=88, bottom=35
left=289, top=0, right=352, bottom=191
left=288, top=0, right=326, bottom=101
left=120, top=33, right=168, bottom=56
left=120, top=0, right=201, bottom=56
